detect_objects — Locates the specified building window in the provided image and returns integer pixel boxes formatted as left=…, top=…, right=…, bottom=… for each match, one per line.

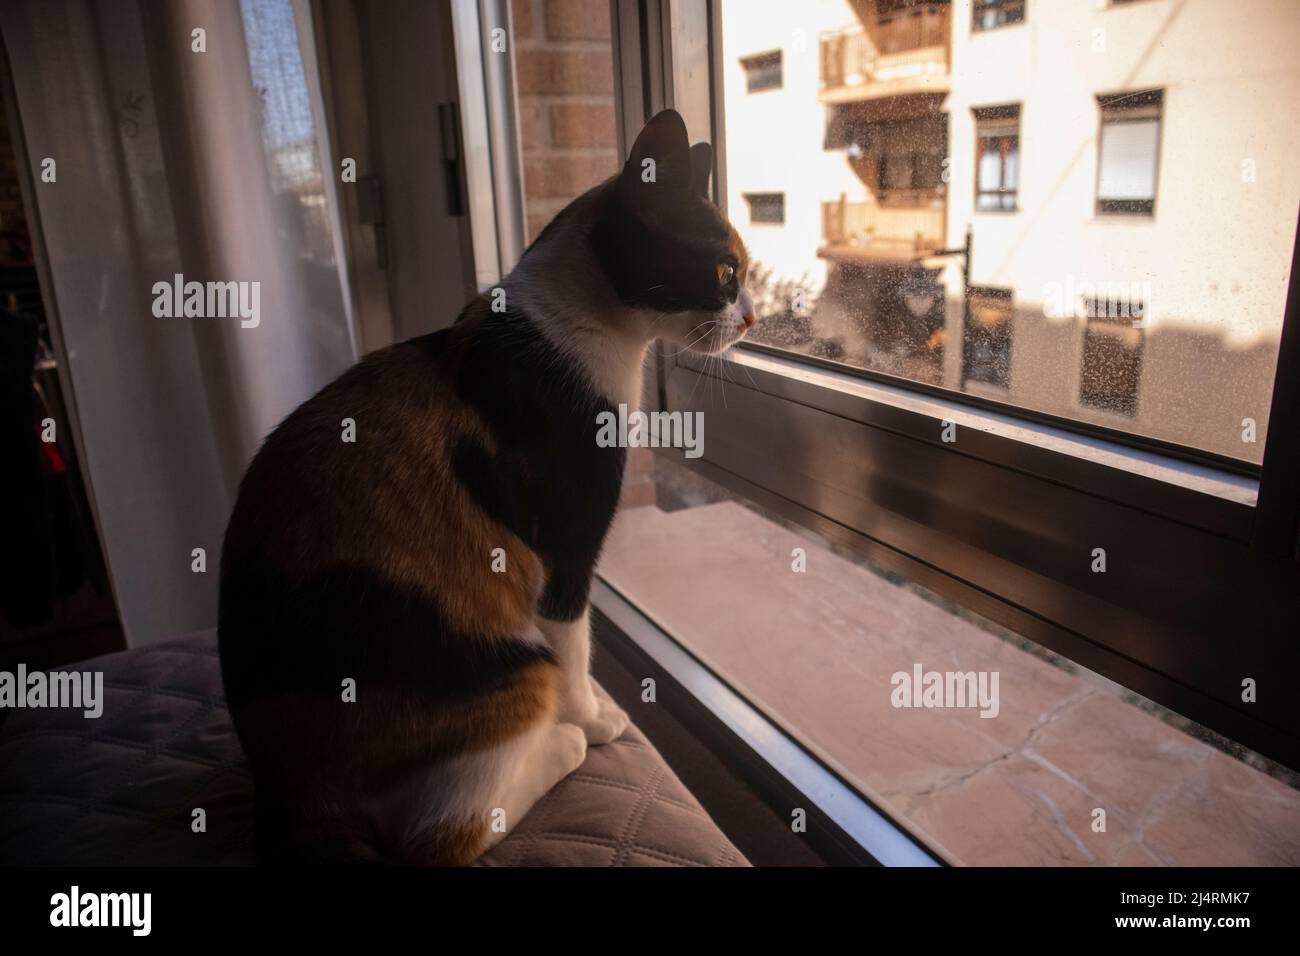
left=864, top=115, right=947, bottom=201
left=1079, top=308, right=1145, bottom=416
left=962, top=287, right=1014, bottom=388
left=974, top=105, right=1020, bottom=212
left=743, top=192, right=786, bottom=224
left=1096, top=89, right=1163, bottom=216
left=879, top=148, right=937, bottom=193
left=741, top=51, right=782, bottom=93
left=972, top=0, right=1025, bottom=32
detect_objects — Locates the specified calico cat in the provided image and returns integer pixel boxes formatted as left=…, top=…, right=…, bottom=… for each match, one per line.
left=218, top=109, right=754, bottom=865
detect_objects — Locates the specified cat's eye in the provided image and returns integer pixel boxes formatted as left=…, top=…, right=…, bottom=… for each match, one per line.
left=717, top=263, right=735, bottom=286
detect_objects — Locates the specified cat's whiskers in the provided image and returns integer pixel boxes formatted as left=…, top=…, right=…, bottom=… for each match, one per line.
left=717, top=349, right=732, bottom=410
left=663, top=322, right=714, bottom=357
left=685, top=340, right=715, bottom=408
left=734, top=352, right=762, bottom=393
left=714, top=349, right=728, bottom=410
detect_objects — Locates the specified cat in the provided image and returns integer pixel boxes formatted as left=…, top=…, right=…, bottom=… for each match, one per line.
left=217, top=108, right=754, bottom=865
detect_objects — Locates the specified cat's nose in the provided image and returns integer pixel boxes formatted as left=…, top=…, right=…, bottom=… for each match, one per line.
left=738, top=287, right=755, bottom=328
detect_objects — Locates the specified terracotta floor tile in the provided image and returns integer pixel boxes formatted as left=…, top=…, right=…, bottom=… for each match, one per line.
left=601, top=502, right=1300, bottom=865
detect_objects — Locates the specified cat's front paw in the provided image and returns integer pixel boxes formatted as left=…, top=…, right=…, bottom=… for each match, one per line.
left=577, top=696, right=629, bottom=746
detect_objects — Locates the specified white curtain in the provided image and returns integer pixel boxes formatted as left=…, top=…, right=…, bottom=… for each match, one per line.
left=1, top=0, right=356, bottom=644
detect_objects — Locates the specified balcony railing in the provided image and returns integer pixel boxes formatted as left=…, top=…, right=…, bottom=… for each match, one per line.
left=821, top=30, right=872, bottom=92
left=820, top=6, right=949, bottom=99
left=875, top=5, right=949, bottom=55
left=822, top=195, right=945, bottom=261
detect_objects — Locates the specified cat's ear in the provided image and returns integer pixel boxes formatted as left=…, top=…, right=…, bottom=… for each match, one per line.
left=621, top=109, right=692, bottom=200
left=688, top=143, right=713, bottom=198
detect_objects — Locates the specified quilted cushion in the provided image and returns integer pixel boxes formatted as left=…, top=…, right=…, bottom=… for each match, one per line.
left=479, top=732, right=746, bottom=867
left=0, top=630, right=746, bottom=867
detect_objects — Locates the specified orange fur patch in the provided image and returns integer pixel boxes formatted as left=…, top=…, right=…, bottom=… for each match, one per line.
left=227, top=318, right=543, bottom=641
left=727, top=223, right=750, bottom=285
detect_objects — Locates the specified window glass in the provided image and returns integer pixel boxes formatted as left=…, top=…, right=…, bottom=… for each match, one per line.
left=963, top=287, right=1013, bottom=388
left=744, top=192, right=786, bottom=224
left=977, top=149, right=1001, bottom=194
left=1080, top=314, right=1144, bottom=415
left=741, top=50, right=783, bottom=92
left=974, top=105, right=1019, bottom=211
left=973, top=0, right=1025, bottom=32
left=1097, top=119, right=1159, bottom=202
left=601, top=455, right=1300, bottom=865
left=722, top=0, right=1300, bottom=465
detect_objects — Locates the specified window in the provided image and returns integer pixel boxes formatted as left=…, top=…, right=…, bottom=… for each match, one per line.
left=530, top=0, right=1300, bottom=867
left=709, top=4, right=1289, bottom=467
left=599, top=455, right=1300, bottom=866
left=973, top=105, right=1019, bottom=211
left=741, top=50, right=782, bottom=92
left=972, top=0, right=1025, bottom=32
left=962, top=287, right=1013, bottom=388
left=870, top=117, right=947, bottom=197
left=1096, top=90, right=1162, bottom=216
left=743, top=192, right=785, bottom=224
left=1079, top=307, right=1144, bottom=416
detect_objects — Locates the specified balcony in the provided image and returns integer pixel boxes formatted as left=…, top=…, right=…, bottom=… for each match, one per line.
left=821, top=193, right=946, bottom=264
left=819, top=5, right=950, bottom=105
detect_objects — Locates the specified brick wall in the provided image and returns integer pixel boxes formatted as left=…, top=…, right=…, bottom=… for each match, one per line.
left=511, top=0, right=620, bottom=241
left=511, top=0, right=655, bottom=510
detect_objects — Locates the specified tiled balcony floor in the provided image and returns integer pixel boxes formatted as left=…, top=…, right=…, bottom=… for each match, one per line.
left=600, top=501, right=1300, bottom=866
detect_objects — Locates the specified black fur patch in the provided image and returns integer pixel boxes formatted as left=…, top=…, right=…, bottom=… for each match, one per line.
left=591, top=189, right=737, bottom=314
left=450, top=306, right=626, bottom=621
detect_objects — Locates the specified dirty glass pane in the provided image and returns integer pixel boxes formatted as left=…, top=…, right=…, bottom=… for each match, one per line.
left=720, top=0, right=1300, bottom=465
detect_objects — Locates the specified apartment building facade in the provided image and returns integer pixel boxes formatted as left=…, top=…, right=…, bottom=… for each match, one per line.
left=720, top=0, right=1300, bottom=462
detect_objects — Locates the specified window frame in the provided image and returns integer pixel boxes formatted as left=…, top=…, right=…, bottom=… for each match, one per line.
left=973, top=104, right=1020, bottom=213
left=1095, top=89, right=1163, bottom=219
left=742, top=191, right=785, bottom=225
left=971, top=0, right=1026, bottom=33
left=739, top=49, right=782, bottom=93
left=1078, top=307, right=1146, bottom=417
left=599, top=0, right=1300, bottom=774
left=961, top=285, right=1014, bottom=390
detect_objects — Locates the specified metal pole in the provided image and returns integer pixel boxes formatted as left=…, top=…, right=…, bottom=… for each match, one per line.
left=962, top=223, right=972, bottom=339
